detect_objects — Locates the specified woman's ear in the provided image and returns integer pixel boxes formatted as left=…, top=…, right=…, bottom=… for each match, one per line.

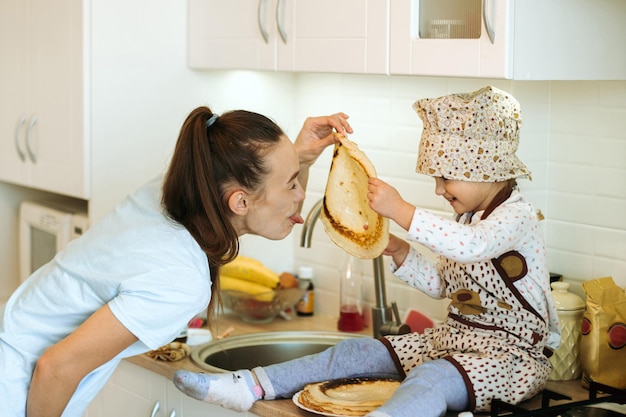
left=227, top=190, right=249, bottom=215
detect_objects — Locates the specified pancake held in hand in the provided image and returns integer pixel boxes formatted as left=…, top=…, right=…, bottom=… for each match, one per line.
left=298, top=377, right=400, bottom=416
left=320, top=133, right=389, bottom=259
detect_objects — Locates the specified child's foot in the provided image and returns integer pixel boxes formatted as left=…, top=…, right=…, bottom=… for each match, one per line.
left=173, top=370, right=263, bottom=412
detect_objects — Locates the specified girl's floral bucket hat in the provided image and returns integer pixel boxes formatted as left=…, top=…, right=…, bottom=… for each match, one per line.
left=414, top=86, right=531, bottom=182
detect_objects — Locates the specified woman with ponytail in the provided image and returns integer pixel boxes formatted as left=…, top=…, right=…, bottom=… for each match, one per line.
left=0, top=106, right=351, bottom=417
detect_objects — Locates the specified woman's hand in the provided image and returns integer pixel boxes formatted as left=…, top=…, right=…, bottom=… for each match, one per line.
left=293, top=112, right=352, bottom=198
left=368, top=178, right=415, bottom=231
left=293, top=112, right=352, bottom=168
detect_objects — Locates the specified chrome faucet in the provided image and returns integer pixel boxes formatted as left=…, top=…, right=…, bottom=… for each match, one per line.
left=299, top=199, right=410, bottom=338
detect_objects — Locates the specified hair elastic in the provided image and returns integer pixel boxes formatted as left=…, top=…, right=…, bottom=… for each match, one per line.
left=206, top=114, right=220, bottom=128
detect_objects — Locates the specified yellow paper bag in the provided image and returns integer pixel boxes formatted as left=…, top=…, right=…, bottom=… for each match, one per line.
left=580, top=277, right=626, bottom=388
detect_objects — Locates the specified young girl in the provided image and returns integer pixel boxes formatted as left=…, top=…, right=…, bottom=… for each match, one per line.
left=0, top=106, right=351, bottom=417
left=173, top=87, right=560, bottom=417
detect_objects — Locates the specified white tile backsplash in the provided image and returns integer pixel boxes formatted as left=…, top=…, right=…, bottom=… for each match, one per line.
left=163, top=72, right=626, bottom=323
left=287, top=75, right=626, bottom=321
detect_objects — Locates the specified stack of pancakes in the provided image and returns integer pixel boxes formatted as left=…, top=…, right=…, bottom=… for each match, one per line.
left=298, top=377, right=400, bottom=416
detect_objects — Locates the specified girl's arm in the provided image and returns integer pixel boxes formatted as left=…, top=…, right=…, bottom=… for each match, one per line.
left=406, top=205, right=533, bottom=263
left=385, top=234, right=445, bottom=299
left=26, top=305, right=138, bottom=417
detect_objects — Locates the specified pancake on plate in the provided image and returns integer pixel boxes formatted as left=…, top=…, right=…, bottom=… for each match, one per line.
left=320, top=133, right=389, bottom=259
left=298, top=377, right=400, bottom=416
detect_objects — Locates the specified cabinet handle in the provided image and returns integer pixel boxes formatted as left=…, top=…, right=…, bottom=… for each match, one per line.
left=482, top=0, right=496, bottom=44
left=14, top=115, right=27, bottom=162
left=168, top=410, right=176, bottom=417
left=149, top=401, right=160, bottom=417
left=257, top=0, right=269, bottom=43
left=25, top=114, right=38, bottom=163
left=276, top=0, right=287, bottom=44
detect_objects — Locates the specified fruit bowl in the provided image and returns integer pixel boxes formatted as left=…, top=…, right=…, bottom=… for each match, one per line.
left=221, top=288, right=306, bottom=323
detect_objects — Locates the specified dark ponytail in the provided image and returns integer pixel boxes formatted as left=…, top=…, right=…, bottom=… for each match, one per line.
left=162, top=106, right=284, bottom=320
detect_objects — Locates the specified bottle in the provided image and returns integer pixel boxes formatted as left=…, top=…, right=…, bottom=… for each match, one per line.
left=549, top=281, right=585, bottom=381
left=337, top=254, right=365, bottom=332
left=296, top=266, right=315, bottom=316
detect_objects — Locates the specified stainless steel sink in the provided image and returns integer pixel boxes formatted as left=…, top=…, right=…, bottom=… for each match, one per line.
left=191, top=331, right=366, bottom=373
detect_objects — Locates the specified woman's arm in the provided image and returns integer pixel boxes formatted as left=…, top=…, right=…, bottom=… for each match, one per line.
left=26, top=305, right=138, bottom=417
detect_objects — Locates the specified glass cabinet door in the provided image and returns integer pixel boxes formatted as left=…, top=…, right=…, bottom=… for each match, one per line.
left=418, top=0, right=481, bottom=39
left=389, top=0, right=511, bottom=78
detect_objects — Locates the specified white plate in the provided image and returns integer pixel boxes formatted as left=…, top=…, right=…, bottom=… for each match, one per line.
left=292, top=391, right=349, bottom=417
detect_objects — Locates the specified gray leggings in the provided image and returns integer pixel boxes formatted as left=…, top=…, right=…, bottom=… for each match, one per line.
left=253, top=337, right=468, bottom=417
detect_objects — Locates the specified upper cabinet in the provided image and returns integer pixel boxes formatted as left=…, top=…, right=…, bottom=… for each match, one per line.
left=189, top=0, right=626, bottom=79
left=390, top=0, right=626, bottom=80
left=188, top=0, right=389, bottom=74
left=188, top=0, right=276, bottom=71
left=0, top=0, right=87, bottom=198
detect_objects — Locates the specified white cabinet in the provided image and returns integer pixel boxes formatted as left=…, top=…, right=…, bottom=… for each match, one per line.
left=190, top=0, right=626, bottom=79
left=389, top=0, right=509, bottom=78
left=390, top=0, right=626, bottom=80
left=188, top=0, right=276, bottom=71
left=85, top=361, right=169, bottom=417
left=1, top=0, right=212, bottom=214
left=282, top=0, right=388, bottom=74
left=85, top=361, right=255, bottom=417
left=188, top=0, right=389, bottom=74
left=0, top=0, right=87, bottom=198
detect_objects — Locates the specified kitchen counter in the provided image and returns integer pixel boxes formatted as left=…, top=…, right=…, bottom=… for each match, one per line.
left=127, top=313, right=596, bottom=417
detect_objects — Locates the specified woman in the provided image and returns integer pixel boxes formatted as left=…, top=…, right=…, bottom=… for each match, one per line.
left=0, top=106, right=351, bottom=417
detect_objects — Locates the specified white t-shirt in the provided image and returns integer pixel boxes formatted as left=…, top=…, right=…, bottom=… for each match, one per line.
left=0, top=176, right=212, bottom=416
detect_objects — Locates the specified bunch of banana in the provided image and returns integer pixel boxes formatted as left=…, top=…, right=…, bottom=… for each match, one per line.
left=219, top=256, right=281, bottom=302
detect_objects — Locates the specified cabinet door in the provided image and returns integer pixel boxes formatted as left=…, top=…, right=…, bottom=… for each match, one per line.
left=389, top=0, right=511, bottom=78
left=279, top=0, right=388, bottom=74
left=188, top=0, right=277, bottom=70
left=28, top=0, right=86, bottom=198
left=188, top=0, right=389, bottom=75
left=0, top=0, right=32, bottom=185
left=510, top=0, right=626, bottom=80
left=0, top=0, right=86, bottom=198
left=85, top=361, right=168, bottom=417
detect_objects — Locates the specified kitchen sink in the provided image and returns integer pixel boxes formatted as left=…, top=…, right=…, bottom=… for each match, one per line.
left=190, top=331, right=366, bottom=373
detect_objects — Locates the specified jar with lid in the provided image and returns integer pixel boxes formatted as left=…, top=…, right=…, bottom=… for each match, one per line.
left=337, top=254, right=365, bottom=332
left=549, top=281, right=586, bottom=381
left=296, top=266, right=315, bottom=316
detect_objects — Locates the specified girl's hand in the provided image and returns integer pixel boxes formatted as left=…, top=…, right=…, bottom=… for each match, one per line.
left=293, top=112, right=352, bottom=167
left=383, top=234, right=411, bottom=266
left=368, top=178, right=415, bottom=230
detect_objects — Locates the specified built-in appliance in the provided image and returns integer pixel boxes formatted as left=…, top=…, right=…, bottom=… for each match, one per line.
left=19, top=201, right=88, bottom=282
